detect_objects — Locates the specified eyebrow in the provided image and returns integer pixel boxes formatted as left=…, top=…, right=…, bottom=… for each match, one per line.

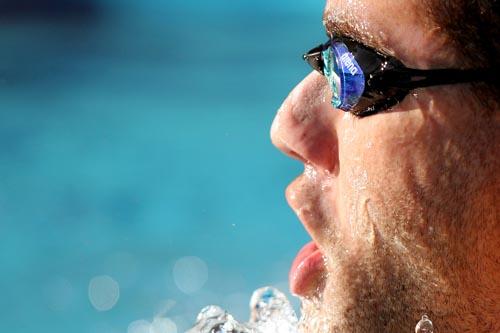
left=322, top=9, right=388, bottom=53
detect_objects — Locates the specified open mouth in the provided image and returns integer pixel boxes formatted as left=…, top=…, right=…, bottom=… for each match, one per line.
left=289, top=241, right=326, bottom=297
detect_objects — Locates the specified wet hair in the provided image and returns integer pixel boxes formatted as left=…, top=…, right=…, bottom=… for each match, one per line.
left=426, top=0, right=499, bottom=109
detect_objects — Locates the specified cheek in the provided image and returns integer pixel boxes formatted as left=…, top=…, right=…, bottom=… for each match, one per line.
left=333, top=109, right=446, bottom=244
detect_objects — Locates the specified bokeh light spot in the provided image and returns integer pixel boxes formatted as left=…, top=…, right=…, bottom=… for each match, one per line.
left=173, top=256, right=208, bottom=294
left=88, top=275, right=120, bottom=311
left=151, top=317, right=177, bottom=333
left=127, top=320, right=151, bottom=333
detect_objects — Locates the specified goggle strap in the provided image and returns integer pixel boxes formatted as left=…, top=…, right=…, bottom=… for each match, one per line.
left=386, top=68, right=497, bottom=90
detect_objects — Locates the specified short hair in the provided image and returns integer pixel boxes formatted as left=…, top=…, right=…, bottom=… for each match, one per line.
left=426, top=0, right=499, bottom=108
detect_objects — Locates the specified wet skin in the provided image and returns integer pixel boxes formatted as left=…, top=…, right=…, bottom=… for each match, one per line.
left=271, top=0, right=500, bottom=332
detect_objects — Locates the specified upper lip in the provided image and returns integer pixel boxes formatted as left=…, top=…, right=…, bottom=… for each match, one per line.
left=286, top=168, right=335, bottom=298
left=285, top=166, right=333, bottom=250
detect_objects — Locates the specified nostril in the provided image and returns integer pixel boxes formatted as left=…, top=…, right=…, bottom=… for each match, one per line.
left=272, top=121, right=338, bottom=172
left=288, top=149, right=308, bottom=164
left=271, top=132, right=308, bottom=164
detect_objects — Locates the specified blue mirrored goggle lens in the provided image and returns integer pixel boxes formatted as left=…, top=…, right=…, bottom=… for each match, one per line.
left=322, top=41, right=366, bottom=111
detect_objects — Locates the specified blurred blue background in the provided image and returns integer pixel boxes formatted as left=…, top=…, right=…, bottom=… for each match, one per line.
left=0, top=1, right=325, bottom=332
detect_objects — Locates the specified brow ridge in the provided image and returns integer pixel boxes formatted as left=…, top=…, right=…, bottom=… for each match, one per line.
left=322, top=10, right=388, bottom=54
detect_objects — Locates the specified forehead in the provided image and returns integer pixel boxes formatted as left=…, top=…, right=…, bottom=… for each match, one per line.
left=323, top=0, right=451, bottom=68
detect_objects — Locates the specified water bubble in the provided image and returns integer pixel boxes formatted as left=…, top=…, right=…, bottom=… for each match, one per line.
left=128, top=320, right=151, bottom=333
left=415, top=314, right=434, bottom=333
left=173, top=256, right=208, bottom=294
left=88, top=275, right=120, bottom=311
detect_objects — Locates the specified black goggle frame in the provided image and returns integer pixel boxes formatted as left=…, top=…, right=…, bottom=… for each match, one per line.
left=304, top=37, right=496, bottom=117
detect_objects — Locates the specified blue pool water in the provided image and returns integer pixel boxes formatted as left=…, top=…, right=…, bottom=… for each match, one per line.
left=0, top=1, right=325, bottom=332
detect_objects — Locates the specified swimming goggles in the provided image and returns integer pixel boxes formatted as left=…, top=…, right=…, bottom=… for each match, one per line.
left=304, top=36, right=495, bottom=117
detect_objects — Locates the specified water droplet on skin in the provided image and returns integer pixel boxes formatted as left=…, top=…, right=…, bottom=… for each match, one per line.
left=304, top=164, right=319, bottom=182
left=415, top=314, right=434, bottom=333
left=320, top=182, right=331, bottom=192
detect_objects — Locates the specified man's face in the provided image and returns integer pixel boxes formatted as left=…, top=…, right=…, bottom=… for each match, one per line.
left=272, top=0, right=496, bottom=332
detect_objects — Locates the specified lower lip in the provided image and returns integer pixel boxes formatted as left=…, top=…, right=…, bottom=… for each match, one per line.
left=289, top=241, right=325, bottom=296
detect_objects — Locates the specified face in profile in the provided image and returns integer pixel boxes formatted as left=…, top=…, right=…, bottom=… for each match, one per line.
left=271, top=0, right=499, bottom=332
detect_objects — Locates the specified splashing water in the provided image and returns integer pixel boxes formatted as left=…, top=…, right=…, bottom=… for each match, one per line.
left=186, top=305, right=249, bottom=333
left=187, top=287, right=298, bottom=333
left=415, top=314, right=434, bottom=333
left=248, top=287, right=298, bottom=333
left=187, top=286, right=434, bottom=333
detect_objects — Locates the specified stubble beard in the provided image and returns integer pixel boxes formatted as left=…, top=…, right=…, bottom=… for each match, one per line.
left=297, top=234, right=439, bottom=333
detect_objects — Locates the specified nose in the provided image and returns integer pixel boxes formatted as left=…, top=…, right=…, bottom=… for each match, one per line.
left=271, top=71, right=340, bottom=172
